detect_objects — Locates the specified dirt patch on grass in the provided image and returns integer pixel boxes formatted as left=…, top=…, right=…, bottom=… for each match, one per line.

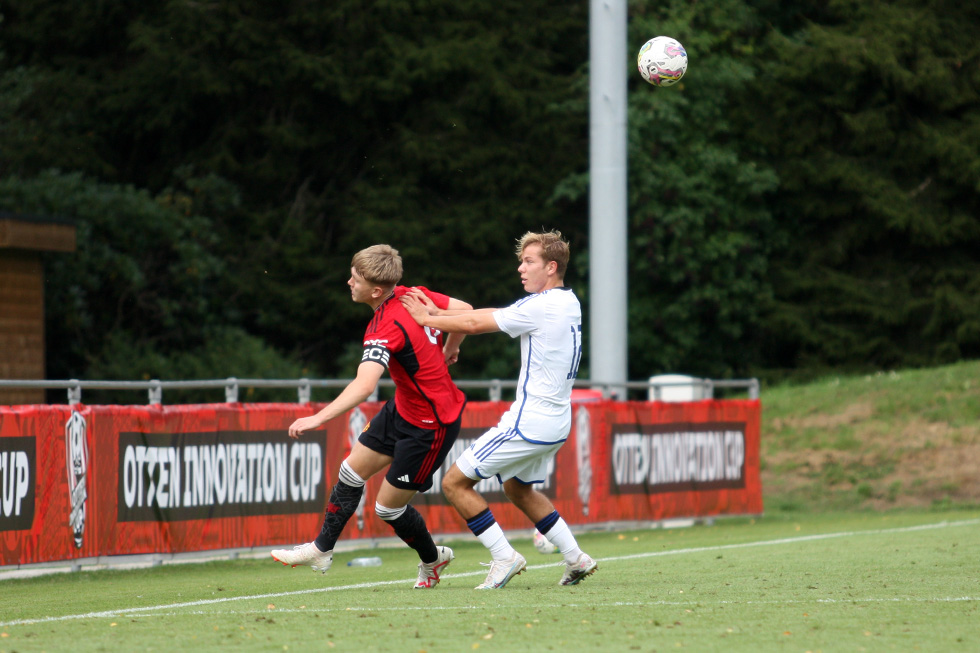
left=768, top=401, right=875, bottom=432
left=762, top=414, right=980, bottom=509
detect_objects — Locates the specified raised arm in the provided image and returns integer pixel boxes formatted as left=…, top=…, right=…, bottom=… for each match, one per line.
left=401, top=292, right=500, bottom=335
left=441, top=297, right=473, bottom=364
left=287, top=361, right=384, bottom=438
left=446, top=297, right=474, bottom=312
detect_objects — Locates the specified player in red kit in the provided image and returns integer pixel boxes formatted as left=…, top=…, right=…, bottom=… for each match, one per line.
left=271, top=244, right=469, bottom=589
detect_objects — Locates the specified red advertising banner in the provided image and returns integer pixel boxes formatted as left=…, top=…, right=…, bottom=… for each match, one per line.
left=1, top=399, right=761, bottom=567
left=585, top=400, right=763, bottom=521
left=1, top=405, right=75, bottom=565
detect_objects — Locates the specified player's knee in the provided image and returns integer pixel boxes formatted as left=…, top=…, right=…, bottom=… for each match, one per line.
left=443, top=465, right=473, bottom=496
left=502, top=480, right=533, bottom=503
left=375, top=501, right=407, bottom=522
left=338, top=459, right=366, bottom=488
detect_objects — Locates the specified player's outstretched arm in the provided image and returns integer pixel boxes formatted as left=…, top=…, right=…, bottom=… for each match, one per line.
left=401, top=292, right=500, bottom=335
left=442, top=297, right=472, bottom=364
left=287, top=362, right=384, bottom=439
left=444, top=332, right=465, bottom=365
left=406, top=289, right=494, bottom=317
left=446, top=297, right=473, bottom=312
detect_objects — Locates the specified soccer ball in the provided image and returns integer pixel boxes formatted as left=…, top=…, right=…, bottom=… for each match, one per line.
left=637, top=36, right=688, bottom=87
left=532, top=529, right=559, bottom=555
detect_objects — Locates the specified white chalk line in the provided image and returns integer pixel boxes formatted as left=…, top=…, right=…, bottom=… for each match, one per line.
left=1, top=517, right=977, bottom=627
left=85, top=595, right=980, bottom=620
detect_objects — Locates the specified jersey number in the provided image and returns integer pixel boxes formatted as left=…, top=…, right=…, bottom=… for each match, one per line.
left=567, top=324, right=583, bottom=380
left=424, top=326, right=441, bottom=345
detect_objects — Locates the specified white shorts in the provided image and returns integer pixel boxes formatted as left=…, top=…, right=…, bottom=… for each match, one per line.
left=456, top=425, right=564, bottom=484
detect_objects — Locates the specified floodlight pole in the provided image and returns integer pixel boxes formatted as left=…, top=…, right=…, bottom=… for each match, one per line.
left=589, top=0, right=629, bottom=397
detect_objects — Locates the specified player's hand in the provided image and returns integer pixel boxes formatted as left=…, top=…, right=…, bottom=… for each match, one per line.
left=408, top=288, right=441, bottom=315
left=443, top=344, right=460, bottom=365
left=399, top=289, right=438, bottom=324
left=399, top=292, right=426, bottom=324
left=288, top=415, right=321, bottom=439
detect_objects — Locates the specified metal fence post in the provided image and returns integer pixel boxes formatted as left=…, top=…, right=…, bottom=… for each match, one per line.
left=225, top=378, right=239, bottom=403
left=148, top=380, right=162, bottom=405
left=490, top=379, right=502, bottom=402
left=298, top=378, right=311, bottom=404
left=650, top=383, right=661, bottom=401
left=68, top=380, right=81, bottom=406
left=703, top=378, right=714, bottom=399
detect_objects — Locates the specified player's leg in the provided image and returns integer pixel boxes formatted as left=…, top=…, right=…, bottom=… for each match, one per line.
left=316, top=441, right=390, bottom=550
left=443, top=463, right=518, bottom=561
left=446, top=428, right=531, bottom=589
left=503, top=455, right=598, bottom=586
left=271, top=440, right=390, bottom=572
left=373, top=481, right=453, bottom=588
left=374, top=481, right=438, bottom=564
left=504, top=479, right=587, bottom=563
left=375, top=413, right=460, bottom=588
left=273, top=401, right=399, bottom=573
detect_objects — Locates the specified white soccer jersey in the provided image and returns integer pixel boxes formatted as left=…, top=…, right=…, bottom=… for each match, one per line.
left=492, top=286, right=583, bottom=443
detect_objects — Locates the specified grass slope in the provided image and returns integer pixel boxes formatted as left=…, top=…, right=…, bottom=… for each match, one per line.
left=761, top=360, right=980, bottom=512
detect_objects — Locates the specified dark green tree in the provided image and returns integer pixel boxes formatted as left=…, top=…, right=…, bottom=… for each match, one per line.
left=0, top=0, right=590, bottom=381
left=742, top=0, right=980, bottom=376
left=550, top=0, right=778, bottom=379
left=7, top=0, right=977, bottom=387
left=627, top=0, right=778, bottom=379
left=0, top=170, right=308, bottom=392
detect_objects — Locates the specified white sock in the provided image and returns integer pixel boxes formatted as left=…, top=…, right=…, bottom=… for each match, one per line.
left=477, top=523, right=517, bottom=561
left=544, top=518, right=583, bottom=563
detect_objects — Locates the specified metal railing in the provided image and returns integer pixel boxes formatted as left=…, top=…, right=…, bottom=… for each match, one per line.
left=0, top=377, right=759, bottom=405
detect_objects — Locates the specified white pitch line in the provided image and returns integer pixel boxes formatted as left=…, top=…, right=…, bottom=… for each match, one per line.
left=1, top=517, right=977, bottom=628
left=98, top=594, right=980, bottom=619
left=607, top=517, right=980, bottom=561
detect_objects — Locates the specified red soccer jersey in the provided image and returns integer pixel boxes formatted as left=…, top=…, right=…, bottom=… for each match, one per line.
left=361, top=285, right=466, bottom=428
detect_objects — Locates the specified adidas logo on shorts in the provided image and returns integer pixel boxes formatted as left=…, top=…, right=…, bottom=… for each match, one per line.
left=398, top=474, right=410, bottom=483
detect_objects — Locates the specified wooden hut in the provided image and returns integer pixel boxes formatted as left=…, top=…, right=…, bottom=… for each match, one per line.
left=0, top=212, right=77, bottom=404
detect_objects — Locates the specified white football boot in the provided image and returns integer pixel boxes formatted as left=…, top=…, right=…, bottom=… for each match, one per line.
left=475, top=551, right=527, bottom=589
left=559, top=552, right=597, bottom=586
left=414, top=546, right=454, bottom=589
left=271, top=542, right=334, bottom=574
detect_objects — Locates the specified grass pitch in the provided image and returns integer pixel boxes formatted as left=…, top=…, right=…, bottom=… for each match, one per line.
left=1, top=509, right=977, bottom=652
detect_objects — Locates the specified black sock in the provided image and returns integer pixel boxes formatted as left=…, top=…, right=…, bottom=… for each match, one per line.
left=314, top=481, right=363, bottom=552
left=387, top=505, right=438, bottom=563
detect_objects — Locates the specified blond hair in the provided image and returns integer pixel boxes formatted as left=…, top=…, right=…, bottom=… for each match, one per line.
left=516, top=230, right=570, bottom=279
left=351, top=244, right=403, bottom=286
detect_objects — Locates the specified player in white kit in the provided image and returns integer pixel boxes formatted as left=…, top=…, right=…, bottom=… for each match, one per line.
left=400, top=230, right=597, bottom=589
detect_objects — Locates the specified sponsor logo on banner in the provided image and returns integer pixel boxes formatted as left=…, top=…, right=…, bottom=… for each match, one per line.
left=118, top=431, right=324, bottom=521
left=0, top=436, right=35, bottom=531
left=610, top=422, right=746, bottom=493
left=66, top=411, right=89, bottom=547
left=420, top=428, right=557, bottom=502
left=575, top=405, right=592, bottom=514
left=348, top=406, right=368, bottom=530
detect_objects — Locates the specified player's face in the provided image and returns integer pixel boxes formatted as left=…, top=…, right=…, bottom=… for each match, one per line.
left=518, top=244, right=553, bottom=294
left=348, top=267, right=377, bottom=304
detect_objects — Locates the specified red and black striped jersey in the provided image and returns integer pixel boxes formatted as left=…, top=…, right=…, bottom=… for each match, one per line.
left=361, top=286, right=466, bottom=428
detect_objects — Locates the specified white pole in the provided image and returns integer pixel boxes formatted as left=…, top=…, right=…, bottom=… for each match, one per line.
left=589, top=0, right=628, bottom=396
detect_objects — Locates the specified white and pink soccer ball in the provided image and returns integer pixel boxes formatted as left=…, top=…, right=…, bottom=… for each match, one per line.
left=532, top=529, right=559, bottom=554
left=637, top=36, right=688, bottom=87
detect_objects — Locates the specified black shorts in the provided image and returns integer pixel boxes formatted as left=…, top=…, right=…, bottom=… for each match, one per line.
left=358, top=399, right=462, bottom=492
